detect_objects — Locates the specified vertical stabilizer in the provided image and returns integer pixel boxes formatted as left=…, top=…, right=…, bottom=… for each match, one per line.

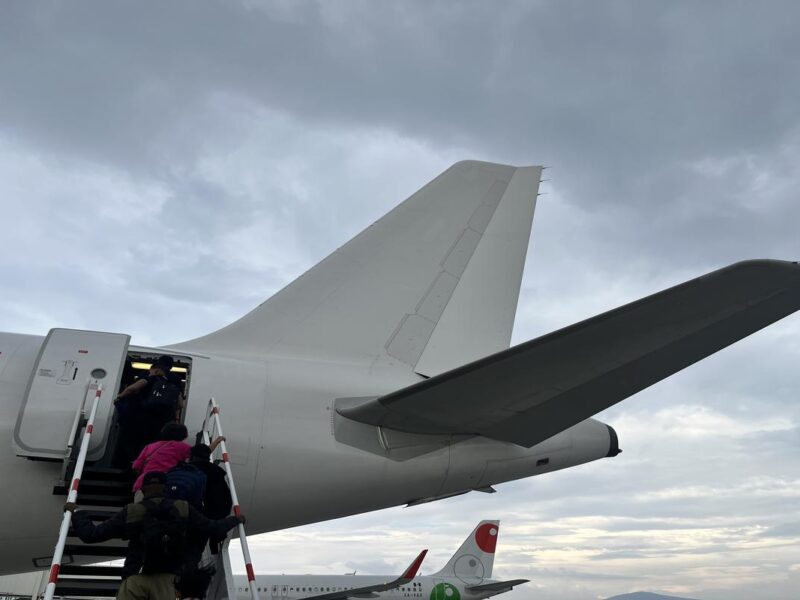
left=432, top=520, right=499, bottom=582
left=174, top=162, right=541, bottom=368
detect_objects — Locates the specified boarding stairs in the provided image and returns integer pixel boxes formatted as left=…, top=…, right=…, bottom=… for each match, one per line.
left=37, top=389, right=259, bottom=600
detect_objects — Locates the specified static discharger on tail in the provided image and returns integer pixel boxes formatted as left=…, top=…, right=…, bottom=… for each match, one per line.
left=233, top=521, right=527, bottom=600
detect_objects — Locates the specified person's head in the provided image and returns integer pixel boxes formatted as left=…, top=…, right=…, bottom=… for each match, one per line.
left=175, top=565, right=215, bottom=600
left=159, top=422, right=188, bottom=441
left=150, top=355, right=174, bottom=376
left=190, top=443, right=212, bottom=463
left=141, top=471, right=167, bottom=498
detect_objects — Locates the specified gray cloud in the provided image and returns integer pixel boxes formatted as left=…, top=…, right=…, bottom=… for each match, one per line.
left=1, top=2, right=799, bottom=599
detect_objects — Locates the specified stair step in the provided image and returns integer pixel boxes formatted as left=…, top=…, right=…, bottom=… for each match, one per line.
left=72, top=493, right=133, bottom=507
left=80, top=478, right=132, bottom=488
left=56, top=467, right=134, bottom=488
left=82, top=466, right=133, bottom=478
left=63, top=543, right=127, bottom=558
left=59, top=565, right=124, bottom=577
left=54, top=579, right=120, bottom=597
left=54, top=479, right=132, bottom=496
left=77, top=469, right=135, bottom=484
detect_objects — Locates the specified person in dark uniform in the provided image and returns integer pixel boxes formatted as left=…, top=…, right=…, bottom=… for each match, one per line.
left=115, top=355, right=183, bottom=461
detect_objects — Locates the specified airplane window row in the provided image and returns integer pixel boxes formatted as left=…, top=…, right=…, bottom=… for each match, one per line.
left=237, top=582, right=424, bottom=596
left=240, top=585, right=362, bottom=593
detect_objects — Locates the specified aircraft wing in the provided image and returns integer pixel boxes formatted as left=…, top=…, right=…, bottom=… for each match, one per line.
left=301, top=550, right=427, bottom=600
left=467, top=579, right=530, bottom=592
left=339, top=259, right=800, bottom=447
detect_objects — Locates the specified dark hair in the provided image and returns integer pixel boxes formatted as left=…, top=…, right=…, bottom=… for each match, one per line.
left=190, top=444, right=212, bottom=461
left=159, top=422, right=188, bottom=441
left=175, top=565, right=215, bottom=599
left=153, top=355, right=175, bottom=371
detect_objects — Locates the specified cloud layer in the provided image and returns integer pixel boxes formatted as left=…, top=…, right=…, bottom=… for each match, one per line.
left=1, top=2, right=798, bottom=598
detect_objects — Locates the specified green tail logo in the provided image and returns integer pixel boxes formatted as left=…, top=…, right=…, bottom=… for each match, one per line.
left=430, top=583, right=460, bottom=600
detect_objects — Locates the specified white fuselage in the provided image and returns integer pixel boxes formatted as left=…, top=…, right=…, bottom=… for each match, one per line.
left=0, top=331, right=615, bottom=574
left=235, top=574, right=505, bottom=600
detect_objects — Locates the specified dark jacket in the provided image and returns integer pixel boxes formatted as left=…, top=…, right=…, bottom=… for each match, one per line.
left=71, top=496, right=239, bottom=578
left=192, top=460, right=233, bottom=520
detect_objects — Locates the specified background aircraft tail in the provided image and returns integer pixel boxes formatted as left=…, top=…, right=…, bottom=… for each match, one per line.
left=432, top=520, right=499, bottom=581
left=175, top=161, right=542, bottom=375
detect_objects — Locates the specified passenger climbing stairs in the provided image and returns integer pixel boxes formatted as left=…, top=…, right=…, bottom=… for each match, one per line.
left=37, top=387, right=259, bottom=600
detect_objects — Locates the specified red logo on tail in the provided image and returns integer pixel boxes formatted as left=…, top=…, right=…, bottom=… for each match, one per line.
left=475, top=523, right=499, bottom=553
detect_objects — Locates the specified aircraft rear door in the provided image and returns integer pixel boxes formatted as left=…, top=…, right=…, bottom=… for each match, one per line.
left=13, top=328, right=130, bottom=460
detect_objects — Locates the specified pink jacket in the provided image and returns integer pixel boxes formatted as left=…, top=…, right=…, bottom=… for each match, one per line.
left=131, top=440, right=191, bottom=491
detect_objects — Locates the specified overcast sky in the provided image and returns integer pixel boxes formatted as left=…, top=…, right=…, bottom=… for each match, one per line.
left=1, top=2, right=799, bottom=599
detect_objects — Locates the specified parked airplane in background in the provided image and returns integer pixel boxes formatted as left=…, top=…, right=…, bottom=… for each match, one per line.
left=1, top=160, right=799, bottom=574
left=234, top=521, right=526, bottom=600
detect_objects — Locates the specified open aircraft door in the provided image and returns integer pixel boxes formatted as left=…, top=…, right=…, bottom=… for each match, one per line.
left=13, top=328, right=130, bottom=460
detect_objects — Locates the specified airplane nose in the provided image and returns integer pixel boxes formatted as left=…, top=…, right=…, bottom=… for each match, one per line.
left=606, top=424, right=622, bottom=457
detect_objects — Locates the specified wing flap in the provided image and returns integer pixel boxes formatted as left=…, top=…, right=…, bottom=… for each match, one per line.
left=339, top=260, right=800, bottom=447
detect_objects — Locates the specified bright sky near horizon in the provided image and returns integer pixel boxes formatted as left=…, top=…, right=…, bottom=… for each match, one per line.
left=1, top=2, right=799, bottom=599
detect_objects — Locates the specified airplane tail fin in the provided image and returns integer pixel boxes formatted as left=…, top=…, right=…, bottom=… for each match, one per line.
left=432, top=520, right=499, bottom=581
left=174, top=161, right=542, bottom=374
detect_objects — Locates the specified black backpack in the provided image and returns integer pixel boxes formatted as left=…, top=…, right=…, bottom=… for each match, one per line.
left=202, top=464, right=233, bottom=520
left=166, top=463, right=207, bottom=509
left=138, top=499, right=188, bottom=574
left=144, top=376, right=180, bottom=412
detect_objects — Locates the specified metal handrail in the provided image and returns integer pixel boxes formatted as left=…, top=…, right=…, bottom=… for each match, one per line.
left=65, top=379, right=91, bottom=457
left=203, top=397, right=260, bottom=600
left=60, top=379, right=93, bottom=482
left=43, top=384, right=104, bottom=600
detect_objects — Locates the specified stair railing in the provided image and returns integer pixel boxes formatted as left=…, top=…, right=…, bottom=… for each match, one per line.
left=60, top=378, right=94, bottom=482
left=42, top=384, right=104, bottom=600
left=65, top=379, right=92, bottom=457
left=200, top=397, right=260, bottom=600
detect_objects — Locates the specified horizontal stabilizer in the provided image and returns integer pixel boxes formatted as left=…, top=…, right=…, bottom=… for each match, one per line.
left=467, top=579, right=530, bottom=592
left=301, top=550, right=427, bottom=600
left=339, top=260, right=800, bottom=447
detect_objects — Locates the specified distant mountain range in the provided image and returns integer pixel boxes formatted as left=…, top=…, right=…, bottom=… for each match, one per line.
left=606, top=593, right=701, bottom=600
